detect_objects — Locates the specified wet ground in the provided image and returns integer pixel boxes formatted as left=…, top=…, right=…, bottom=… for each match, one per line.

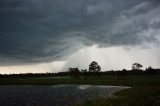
left=0, top=85, right=130, bottom=106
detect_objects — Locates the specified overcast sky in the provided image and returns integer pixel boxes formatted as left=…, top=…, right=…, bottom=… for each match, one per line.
left=0, top=0, right=160, bottom=74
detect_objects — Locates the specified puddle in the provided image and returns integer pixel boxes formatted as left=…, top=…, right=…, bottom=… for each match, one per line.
left=0, top=85, right=130, bottom=106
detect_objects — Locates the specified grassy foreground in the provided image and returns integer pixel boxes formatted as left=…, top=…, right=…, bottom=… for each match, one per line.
left=0, top=75, right=160, bottom=106
left=76, top=75, right=160, bottom=106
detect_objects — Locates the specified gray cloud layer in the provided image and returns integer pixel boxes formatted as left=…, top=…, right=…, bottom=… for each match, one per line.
left=0, top=0, right=160, bottom=65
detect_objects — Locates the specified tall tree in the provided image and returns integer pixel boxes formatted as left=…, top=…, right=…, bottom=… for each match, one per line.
left=89, top=61, right=101, bottom=73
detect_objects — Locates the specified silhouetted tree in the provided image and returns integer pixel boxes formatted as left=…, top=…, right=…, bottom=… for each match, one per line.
left=146, top=66, right=156, bottom=75
left=89, top=61, right=101, bottom=77
left=146, top=66, right=153, bottom=70
left=81, top=69, right=88, bottom=79
left=122, top=69, right=127, bottom=72
left=132, top=63, right=143, bottom=70
left=81, top=69, right=87, bottom=73
left=89, top=61, right=101, bottom=72
left=68, top=67, right=80, bottom=79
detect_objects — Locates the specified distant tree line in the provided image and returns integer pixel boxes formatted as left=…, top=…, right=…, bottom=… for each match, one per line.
left=68, top=62, right=160, bottom=79
left=0, top=72, right=70, bottom=79
left=0, top=61, right=160, bottom=79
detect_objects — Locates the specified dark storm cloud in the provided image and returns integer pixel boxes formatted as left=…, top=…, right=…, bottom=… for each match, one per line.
left=0, top=0, right=160, bottom=64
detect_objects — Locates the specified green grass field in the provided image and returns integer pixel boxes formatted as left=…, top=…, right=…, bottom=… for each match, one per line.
left=0, top=75, right=160, bottom=106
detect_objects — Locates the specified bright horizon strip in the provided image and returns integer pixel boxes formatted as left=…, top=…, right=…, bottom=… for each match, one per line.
left=0, top=45, right=159, bottom=74
left=0, top=61, right=66, bottom=74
